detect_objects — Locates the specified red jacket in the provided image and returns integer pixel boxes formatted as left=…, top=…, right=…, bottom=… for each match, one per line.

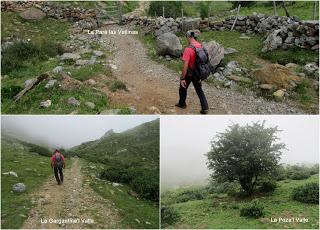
left=50, top=153, right=65, bottom=168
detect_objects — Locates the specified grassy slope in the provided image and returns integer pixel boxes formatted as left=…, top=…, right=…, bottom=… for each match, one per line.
left=163, top=175, right=319, bottom=229
left=182, top=1, right=319, bottom=20
left=82, top=161, right=159, bottom=229
left=1, top=137, right=54, bottom=229
left=71, top=119, right=160, bottom=228
left=1, top=11, right=129, bottom=114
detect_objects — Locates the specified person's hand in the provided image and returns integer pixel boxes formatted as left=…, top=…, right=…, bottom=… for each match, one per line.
left=180, top=79, right=187, bottom=88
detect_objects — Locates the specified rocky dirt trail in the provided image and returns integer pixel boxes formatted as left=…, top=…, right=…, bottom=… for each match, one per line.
left=100, top=24, right=304, bottom=114
left=22, top=158, right=120, bottom=229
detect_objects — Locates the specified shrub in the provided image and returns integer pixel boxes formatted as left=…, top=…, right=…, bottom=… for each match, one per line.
left=1, top=39, right=63, bottom=74
left=258, top=179, right=277, bottom=193
left=29, top=144, right=51, bottom=157
left=161, top=206, right=180, bottom=227
left=286, top=165, right=311, bottom=180
left=130, top=173, right=159, bottom=202
left=292, top=182, right=319, bottom=204
left=148, top=1, right=182, bottom=18
left=240, top=200, right=265, bottom=218
left=100, top=165, right=159, bottom=202
left=208, top=181, right=239, bottom=196
left=175, top=188, right=206, bottom=203
left=199, top=2, right=209, bottom=19
left=109, top=80, right=127, bottom=92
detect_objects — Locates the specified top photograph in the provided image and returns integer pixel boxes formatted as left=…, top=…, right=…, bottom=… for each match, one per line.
left=1, top=0, right=319, bottom=115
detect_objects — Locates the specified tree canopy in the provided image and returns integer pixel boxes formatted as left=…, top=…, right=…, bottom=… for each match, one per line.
left=206, top=121, right=286, bottom=195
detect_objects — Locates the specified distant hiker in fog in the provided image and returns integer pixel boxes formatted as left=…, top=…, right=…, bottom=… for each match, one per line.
left=176, top=30, right=209, bottom=114
left=50, top=150, right=65, bottom=185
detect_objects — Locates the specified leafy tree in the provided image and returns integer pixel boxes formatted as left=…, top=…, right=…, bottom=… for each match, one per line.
left=206, top=121, right=285, bottom=195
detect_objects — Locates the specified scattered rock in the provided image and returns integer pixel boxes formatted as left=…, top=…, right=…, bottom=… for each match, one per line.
left=273, top=89, right=285, bottom=99
left=148, top=106, right=161, bottom=114
left=93, top=50, right=104, bottom=57
left=52, top=66, right=64, bottom=74
left=68, top=97, right=80, bottom=106
left=45, top=80, right=57, bottom=89
left=86, top=79, right=96, bottom=86
left=112, top=182, right=121, bottom=187
left=75, top=59, right=91, bottom=66
left=285, top=63, right=298, bottom=69
left=251, top=64, right=300, bottom=89
left=19, top=7, right=45, bottom=20
left=135, top=218, right=141, bottom=224
left=85, top=102, right=95, bottom=109
left=304, top=62, right=319, bottom=77
left=2, top=171, right=18, bottom=177
left=40, top=100, right=52, bottom=108
left=223, top=61, right=238, bottom=76
left=262, top=29, right=283, bottom=52
left=181, top=18, right=201, bottom=31
left=59, top=53, right=81, bottom=61
left=259, top=84, right=275, bottom=90
left=12, top=183, right=26, bottom=193
left=156, top=32, right=182, bottom=57
left=203, top=41, right=225, bottom=71
left=224, top=47, right=238, bottom=55
left=108, top=64, right=118, bottom=70
left=24, top=79, right=35, bottom=88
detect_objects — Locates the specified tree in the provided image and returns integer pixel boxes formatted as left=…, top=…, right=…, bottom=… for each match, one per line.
left=206, top=121, right=285, bottom=195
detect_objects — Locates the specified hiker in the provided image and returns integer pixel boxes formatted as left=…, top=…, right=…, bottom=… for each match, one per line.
left=176, top=30, right=209, bottom=114
left=50, top=150, right=65, bottom=185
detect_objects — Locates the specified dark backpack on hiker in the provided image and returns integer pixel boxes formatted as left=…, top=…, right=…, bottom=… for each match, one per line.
left=55, top=155, right=64, bottom=169
left=189, top=45, right=210, bottom=81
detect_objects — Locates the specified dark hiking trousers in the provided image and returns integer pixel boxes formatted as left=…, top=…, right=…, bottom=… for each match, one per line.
left=54, top=167, right=63, bottom=185
left=179, top=75, right=209, bottom=111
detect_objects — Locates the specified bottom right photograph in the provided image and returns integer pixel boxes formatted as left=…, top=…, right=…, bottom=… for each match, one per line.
left=160, top=115, right=319, bottom=229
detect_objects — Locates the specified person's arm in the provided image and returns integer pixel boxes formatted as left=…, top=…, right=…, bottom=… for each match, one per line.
left=181, top=48, right=191, bottom=88
left=50, top=156, right=54, bottom=168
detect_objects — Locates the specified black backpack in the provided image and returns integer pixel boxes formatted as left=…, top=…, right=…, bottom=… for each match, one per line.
left=189, top=45, right=210, bottom=81
left=55, top=155, right=64, bottom=169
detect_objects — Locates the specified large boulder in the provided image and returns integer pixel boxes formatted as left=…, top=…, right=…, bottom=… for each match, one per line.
left=156, top=32, right=182, bottom=57
left=181, top=18, right=201, bottom=32
left=19, top=7, right=46, bottom=20
left=262, top=29, right=283, bottom=52
left=251, top=64, right=300, bottom=89
left=202, top=41, right=225, bottom=71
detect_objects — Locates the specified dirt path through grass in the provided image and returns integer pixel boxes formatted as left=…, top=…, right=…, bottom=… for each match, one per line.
left=22, top=158, right=120, bottom=229
left=100, top=25, right=304, bottom=114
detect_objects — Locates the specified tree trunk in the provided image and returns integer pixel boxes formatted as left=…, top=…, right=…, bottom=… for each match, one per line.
left=281, top=1, right=290, bottom=18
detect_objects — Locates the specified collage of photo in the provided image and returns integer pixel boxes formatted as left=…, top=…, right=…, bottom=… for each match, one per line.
left=1, top=0, right=319, bottom=229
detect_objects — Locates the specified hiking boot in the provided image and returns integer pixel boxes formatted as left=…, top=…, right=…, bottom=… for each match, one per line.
left=175, top=103, right=187, bottom=109
left=200, top=109, right=208, bottom=114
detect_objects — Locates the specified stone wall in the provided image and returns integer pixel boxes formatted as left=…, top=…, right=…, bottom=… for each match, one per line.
left=122, top=13, right=319, bottom=52
left=1, top=1, right=99, bottom=30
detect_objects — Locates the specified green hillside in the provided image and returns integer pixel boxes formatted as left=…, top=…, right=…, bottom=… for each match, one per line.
left=1, top=136, right=54, bottom=229
left=161, top=174, right=319, bottom=229
left=70, top=119, right=159, bottom=166
left=70, top=118, right=160, bottom=228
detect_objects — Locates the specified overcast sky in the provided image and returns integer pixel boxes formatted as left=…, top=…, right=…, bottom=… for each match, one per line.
left=1, top=115, right=158, bottom=149
left=161, top=115, right=319, bottom=189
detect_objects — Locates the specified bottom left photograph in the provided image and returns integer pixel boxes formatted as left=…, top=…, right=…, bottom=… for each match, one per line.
left=1, top=115, right=160, bottom=229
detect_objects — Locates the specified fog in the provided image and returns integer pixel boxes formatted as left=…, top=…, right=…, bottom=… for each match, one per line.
left=1, top=115, right=158, bottom=149
left=161, top=115, right=319, bottom=189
